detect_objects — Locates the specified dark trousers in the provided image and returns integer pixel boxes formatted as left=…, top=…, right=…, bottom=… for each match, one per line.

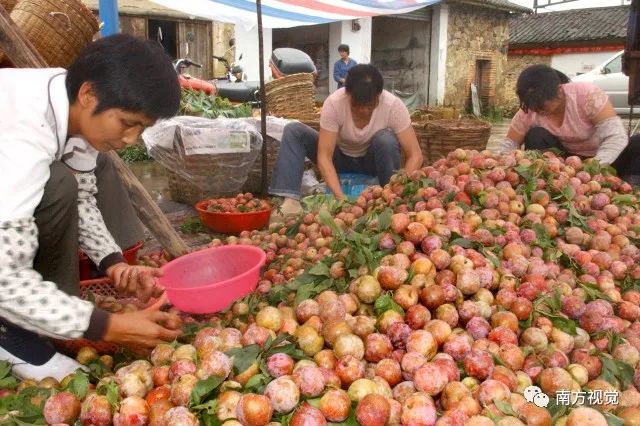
left=524, top=127, right=640, bottom=181
left=1, top=154, right=145, bottom=364
left=269, top=122, right=401, bottom=199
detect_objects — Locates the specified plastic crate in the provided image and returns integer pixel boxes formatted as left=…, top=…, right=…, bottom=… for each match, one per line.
left=53, top=278, right=151, bottom=356
left=326, top=173, right=379, bottom=199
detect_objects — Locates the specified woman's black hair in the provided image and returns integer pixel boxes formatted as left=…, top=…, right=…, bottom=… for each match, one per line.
left=66, top=33, right=180, bottom=119
left=516, top=64, right=569, bottom=113
left=338, top=44, right=350, bottom=54
left=344, top=64, right=384, bottom=106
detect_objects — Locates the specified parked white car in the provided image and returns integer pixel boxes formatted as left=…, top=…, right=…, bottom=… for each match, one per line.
left=572, top=51, right=632, bottom=115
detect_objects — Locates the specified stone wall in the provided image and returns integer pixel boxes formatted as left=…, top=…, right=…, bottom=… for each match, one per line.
left=503, top=54, right=551, bottom=115
left=444, top=3, right=510, bottom=111
left=371, top=15, right=432, bottom=105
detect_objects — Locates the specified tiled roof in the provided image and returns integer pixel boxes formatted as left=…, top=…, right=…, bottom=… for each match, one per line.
left=510, top=5, right=629, bottom=46
left=475, top=0, right=532, bottom=14
left=81, top=0, right=195, bottom=19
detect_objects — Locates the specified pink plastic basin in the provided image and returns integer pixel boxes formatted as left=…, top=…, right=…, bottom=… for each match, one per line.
left=157, top=245, right=266, bottom=314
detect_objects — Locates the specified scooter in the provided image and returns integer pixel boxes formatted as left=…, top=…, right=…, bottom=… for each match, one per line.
left=213, top=53, right=248, bottom=83
left=211, top=48, right=318, bottom=104
left=213, top=53, right=260, bottom=104
left=173, top=57, right=216, bottom=95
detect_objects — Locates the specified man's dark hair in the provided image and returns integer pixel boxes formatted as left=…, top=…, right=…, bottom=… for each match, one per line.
left=338, top=44, right=350, bottom=54
left=516, top=64, right=569, bottom=113
left=66, top=33, right=180, bottom=119
left=344, top=64, right=383, bottom=105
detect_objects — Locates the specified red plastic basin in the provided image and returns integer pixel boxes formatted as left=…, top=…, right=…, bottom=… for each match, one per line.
left=157, top=245, right=266, bottom=314
left=195, top=200, right=271, bottom=234
left=79, top=240, right=144, bottom=280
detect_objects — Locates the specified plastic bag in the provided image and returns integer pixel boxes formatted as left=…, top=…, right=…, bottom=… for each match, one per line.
left=142, top=116, right=263, bottom=198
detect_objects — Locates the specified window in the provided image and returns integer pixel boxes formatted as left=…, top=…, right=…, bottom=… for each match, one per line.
left=604, top=54, right=622, bottom=74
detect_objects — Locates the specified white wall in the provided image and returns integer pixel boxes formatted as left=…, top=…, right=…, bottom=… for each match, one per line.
left=551, top=52, right=618, bottom=78
left=328, top=18, right=373, bottom=93
left=429, top=3, right=448, bottom=105
left=234, top=26, right=273, bottom=82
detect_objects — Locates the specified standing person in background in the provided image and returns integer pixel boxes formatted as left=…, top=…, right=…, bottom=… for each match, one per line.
left=333, top=44, right=357, bottom=89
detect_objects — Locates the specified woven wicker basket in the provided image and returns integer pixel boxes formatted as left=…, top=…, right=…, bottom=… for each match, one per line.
left=0, top=0, right=17, bottom=12
left=241, top=135, right=281, bottom=194
left=164, top=147, right=261, bottom=205
left=412, top=118, right=491, bottom=165
left=7, top=0, right=98, bottom=67
left=266, top=73, right=316, bottom=117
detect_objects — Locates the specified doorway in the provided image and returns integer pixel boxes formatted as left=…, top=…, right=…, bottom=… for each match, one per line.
left=148, top=19, right=178, bottom=59
left=475, top=59, right=492, bottom=110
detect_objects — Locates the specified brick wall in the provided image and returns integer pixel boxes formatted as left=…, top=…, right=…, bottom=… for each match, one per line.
left=503, top=54, right=552, bottom=115
left=444, top=3, right=510, bottom=111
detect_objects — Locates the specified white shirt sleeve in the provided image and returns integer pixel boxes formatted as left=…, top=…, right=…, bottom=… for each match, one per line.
left=0, top=123, right=98, bottom=339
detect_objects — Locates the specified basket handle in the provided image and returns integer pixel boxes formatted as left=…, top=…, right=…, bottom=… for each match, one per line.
left=48, top=12, right=72, bottom=31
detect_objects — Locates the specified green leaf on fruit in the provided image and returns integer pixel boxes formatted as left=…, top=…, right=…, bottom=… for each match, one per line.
left=199, top=411, right=223, bottom=426
left=377, top=208, right=393, bottom=232
left=578, top=281, right=612, bottom=303
left=64, top=371, right=89, bottom=400
left=494, top=400, right=519, bottom=418
left=549, top=316, right=577, bottom=336
left=308, top=262, right=331, bottom=277
left=328, top=408, right=359, bottom=426
left=599, top=356, right=635, bottom=389
left=442, top=191, right=456, bottom=204
left=244, top=373, right=269, bottom=391
left=226, top=345, right=261, bottom=374
left=374, top=294, right=404, bottom=317
left=0, top=362, right=17, bottom=390
left=603, top=412, right=625, bottom=426
left=189, top=376, right=225, bottom=407
left=318, top=210, right=341, bottom=236
left=612, top=194, right=635, bottom=206
left=96, top=380, right=119, bottom=409
left=306, top=398, right=321, bottom=408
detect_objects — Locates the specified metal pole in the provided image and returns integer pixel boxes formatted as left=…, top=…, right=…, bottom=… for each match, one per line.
left=257, top=0, right=269, bottom=194
left=99, top=0, right=119, bottom=36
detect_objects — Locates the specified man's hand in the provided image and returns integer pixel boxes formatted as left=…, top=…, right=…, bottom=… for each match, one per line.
left=106, top=262, right=164, bottom=303
left=102, top=296, right=182, bottom=350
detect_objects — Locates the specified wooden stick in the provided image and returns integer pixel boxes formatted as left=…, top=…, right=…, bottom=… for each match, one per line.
left=105, top=152, right=189, bottom=257
left=0, top=5, right=189, bottom=258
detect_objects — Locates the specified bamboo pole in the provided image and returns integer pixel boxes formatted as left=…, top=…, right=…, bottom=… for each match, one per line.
left=0, top=5, right=189, bottom=258
left=256, top=0, right=269, bottom=194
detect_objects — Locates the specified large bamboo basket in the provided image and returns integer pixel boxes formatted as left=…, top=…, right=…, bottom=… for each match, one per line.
left=6, top=0, right=98, bottom=67
left=0, top=0, right=18, bottom=12
left=266, top=73, right=316, bottom=118
left=414, top=118, right=491, bottom=165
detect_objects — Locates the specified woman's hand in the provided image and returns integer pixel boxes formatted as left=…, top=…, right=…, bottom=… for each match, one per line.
left=102, top=296, right=181, bottom=350
left=397, top=127, right=423, bottom=173
left=106, top=262, right=164, bottom=303
left=317, top=128, right=346, bottom=199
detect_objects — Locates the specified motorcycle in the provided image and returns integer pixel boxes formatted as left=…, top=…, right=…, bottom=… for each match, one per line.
left=172, top=47, right=318, bottom=105
left=173, top=57, right=216, bottom=95
left=212, top=53, right=261, bottom=104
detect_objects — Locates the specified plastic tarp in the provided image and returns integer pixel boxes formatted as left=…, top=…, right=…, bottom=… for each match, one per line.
left=148, top=0, right=441, bottom=29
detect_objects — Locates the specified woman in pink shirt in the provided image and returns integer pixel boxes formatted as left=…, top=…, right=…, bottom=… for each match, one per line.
left=496, top=64, right=640, bottom=184
left=269, top=64, right=423, bottom=217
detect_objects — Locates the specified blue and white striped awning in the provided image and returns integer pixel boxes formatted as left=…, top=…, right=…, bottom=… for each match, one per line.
left=149, top=0, right=440, bottom=29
